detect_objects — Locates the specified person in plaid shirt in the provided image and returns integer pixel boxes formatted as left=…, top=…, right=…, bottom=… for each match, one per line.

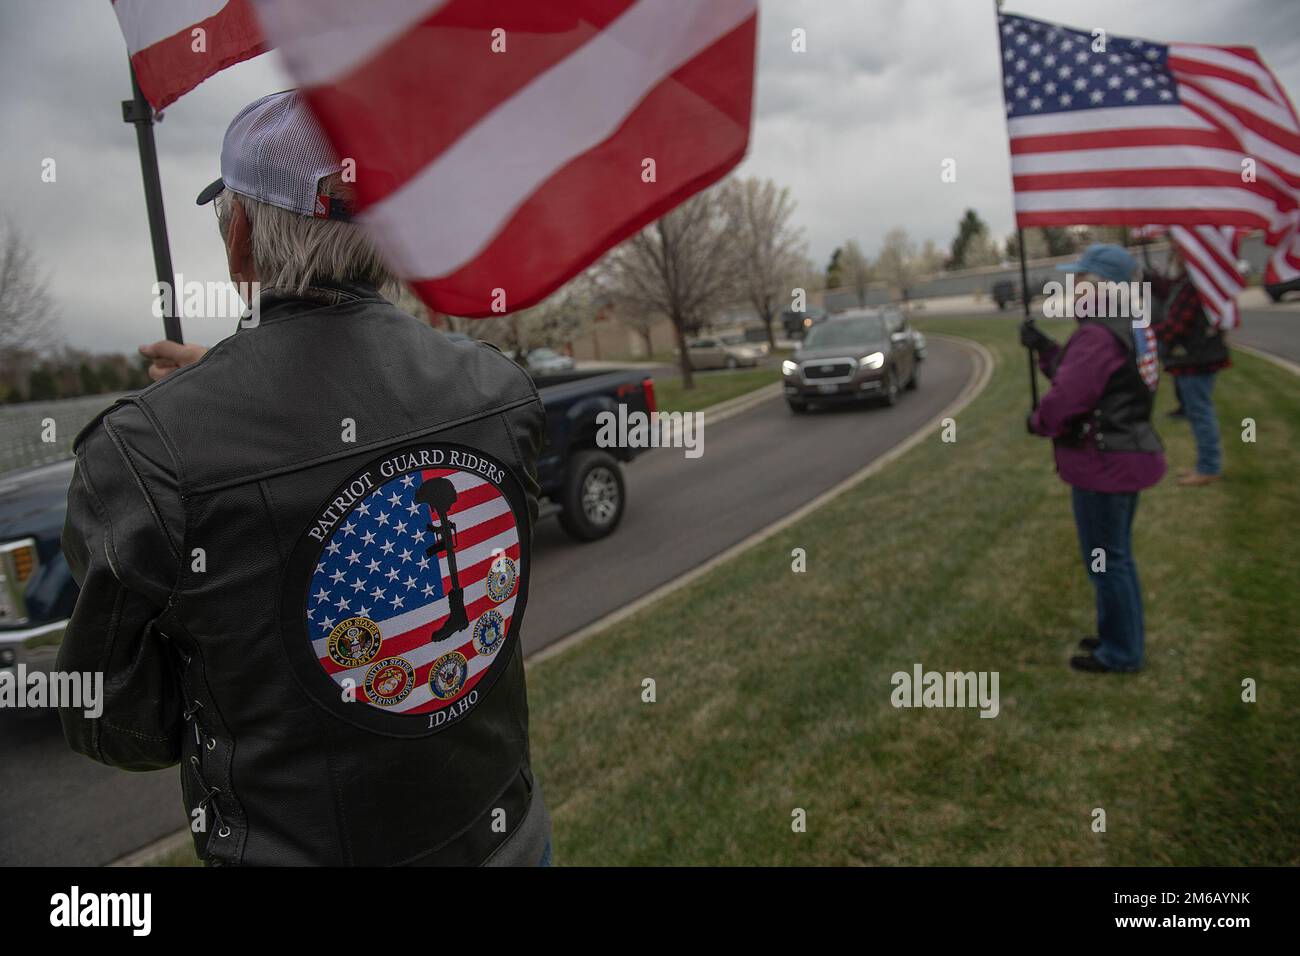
left=1147, top=249, right=1231, bottom=487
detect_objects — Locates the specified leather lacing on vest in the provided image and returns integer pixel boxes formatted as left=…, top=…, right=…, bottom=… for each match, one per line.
left=182, top=698, right=231, bottom=844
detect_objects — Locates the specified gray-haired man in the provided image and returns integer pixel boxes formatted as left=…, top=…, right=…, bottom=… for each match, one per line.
left=59, top=91, right=552, bottom=866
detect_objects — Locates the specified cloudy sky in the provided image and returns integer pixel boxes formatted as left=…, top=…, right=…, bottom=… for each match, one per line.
left=1, top=0, right=1297, bottom=353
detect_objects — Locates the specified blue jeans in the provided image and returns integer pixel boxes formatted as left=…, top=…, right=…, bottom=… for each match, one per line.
left=1177, top=372, right=1222, bottom=476
left=538, top=837, right=553, bottom=867
left=1071, top=488, right=1145, bottom=671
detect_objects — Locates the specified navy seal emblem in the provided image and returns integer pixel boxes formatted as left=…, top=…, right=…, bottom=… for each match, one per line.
left=429, top=651, right=469, bottom=700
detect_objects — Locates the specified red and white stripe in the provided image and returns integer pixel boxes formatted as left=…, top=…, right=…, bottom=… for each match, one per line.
left=1170, top=225, right=1247, bottom=329
left=248, top=0, right=758, bottom=317
left=1008, top=39, right=1300, bottom=289
left=111, top=0, right=266, bottom=110
left=1133, top=224, right=1246, bottom=328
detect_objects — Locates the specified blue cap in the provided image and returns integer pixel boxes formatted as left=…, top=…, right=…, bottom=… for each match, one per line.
left=1055, top=243, right=1137, bottom=283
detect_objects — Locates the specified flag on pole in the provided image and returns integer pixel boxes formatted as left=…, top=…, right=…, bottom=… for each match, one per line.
left=247, top=0, right=759, bottom=318
left=997, top=11, right=1300, bottom=292
left=1136, top=224, right=1248, bottom=329
left=112, top=0, right=267, bottom=110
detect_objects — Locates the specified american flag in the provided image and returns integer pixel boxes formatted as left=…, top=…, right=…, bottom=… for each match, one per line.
left=307, top=466, right=521, bottom=716
left=112, top=0, right=265, bottom=110
left=1135, top=224, right=1248, bottom=329
left=249, top=0, right=758, bottom=317
left=999, top=12, right=1300, bottom=293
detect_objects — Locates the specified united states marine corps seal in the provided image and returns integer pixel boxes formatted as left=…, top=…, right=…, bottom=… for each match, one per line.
left=327, top=617, right=382, bottom=667
left=365, top=657, right=416, bottom=706
left=430, top=651, right=469, bottom=700
left=485, top=553, right=517, bottom=603
left=473, top=609, right=505, bottom=656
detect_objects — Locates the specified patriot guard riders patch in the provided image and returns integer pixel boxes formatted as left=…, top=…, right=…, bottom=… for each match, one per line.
left=283, top=444, right=528, bottom=735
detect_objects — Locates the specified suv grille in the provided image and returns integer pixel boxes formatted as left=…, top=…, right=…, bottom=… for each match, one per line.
left=802, top=360, right=855, bottom=380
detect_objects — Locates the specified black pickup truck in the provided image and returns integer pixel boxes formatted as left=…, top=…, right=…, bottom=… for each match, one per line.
left=0, top=366, right=655, bottom=677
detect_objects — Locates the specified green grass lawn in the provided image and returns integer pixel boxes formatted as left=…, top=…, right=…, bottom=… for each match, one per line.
left=527, top=315, right=1300, bottom=865
left=652, top=366, right=778, bottom=415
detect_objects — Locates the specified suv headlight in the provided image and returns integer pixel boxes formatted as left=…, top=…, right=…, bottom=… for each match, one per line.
left=781, top=360, right=798, bottom=376
left=858, top=352, right=885, bottom=370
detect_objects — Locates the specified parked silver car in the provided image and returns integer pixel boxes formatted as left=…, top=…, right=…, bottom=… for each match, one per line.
left=684, top=334, right=765, bottom=370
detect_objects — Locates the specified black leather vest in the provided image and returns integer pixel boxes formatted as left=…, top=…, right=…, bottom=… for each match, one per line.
left=1053, top=317, right=1163, bottom=454
left=77, top=282, right=550, bottom=865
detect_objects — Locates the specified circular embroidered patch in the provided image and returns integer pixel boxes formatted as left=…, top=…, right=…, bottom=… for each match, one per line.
left=486, top=554, right=517, bottom=604
left=327, top=617, right=382, bottom=668
left=294, top=444, right=526, bottom=730
left=472, top=609, right=506, bottom=656
left=365, top=657, right=416, bottom=706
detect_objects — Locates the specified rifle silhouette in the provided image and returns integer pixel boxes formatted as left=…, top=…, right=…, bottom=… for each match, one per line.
left=414, top=477, right=469, bottom=644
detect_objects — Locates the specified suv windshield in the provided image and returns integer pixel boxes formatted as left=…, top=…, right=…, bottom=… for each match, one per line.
left=803, top=316, right=886, bottom=349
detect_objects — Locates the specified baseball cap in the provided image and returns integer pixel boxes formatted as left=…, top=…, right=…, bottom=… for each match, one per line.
left=196, top=90, right=351, bottom=221
left=1055, top=243, right=1137, bottom=283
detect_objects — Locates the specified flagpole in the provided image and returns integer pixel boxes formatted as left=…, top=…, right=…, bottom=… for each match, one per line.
left=122, top=60, right=183, bottom=344
left=994, top=0, right=1038, bottom=410
left=1017, top=228, right=1039, bottom=409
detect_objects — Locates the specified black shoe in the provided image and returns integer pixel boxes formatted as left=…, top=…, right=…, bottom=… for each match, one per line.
left=1069, top=653, right=1118, bottom=673
left=1077, top=637, right=1100, bottom=652
left=1166, top=407, right=1186, bottom=419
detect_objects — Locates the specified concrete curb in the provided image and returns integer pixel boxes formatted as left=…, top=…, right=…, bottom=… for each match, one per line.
left=1235, top=343, right=1300, bottom=377
left=528, top=334, right=996, bottom=667
left=108, top=827, right=194, bottom=867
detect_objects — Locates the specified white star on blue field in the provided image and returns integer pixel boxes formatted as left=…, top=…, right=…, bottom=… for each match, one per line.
left=307, top=473, right=445, bottom=634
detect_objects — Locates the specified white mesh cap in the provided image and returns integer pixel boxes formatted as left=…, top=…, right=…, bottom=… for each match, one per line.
left=196, top=90, right=349, bottom=220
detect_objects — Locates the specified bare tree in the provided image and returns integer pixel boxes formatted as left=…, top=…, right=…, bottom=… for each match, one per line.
left=916, top=239, right=947, bottom=277
left=603, top=188, right=734, bottom=389
left=610, top=300, right=661, bottom=359
left=875, top=227, right=918, bottom=303
left=518, top=270, right=596, bottom=352
left=469, top=270, right=595, bottom=359
left=0, top=219, right=59, bottom=377
left=723, top=177, right=807, bottom=347
left=839, top=239, right=871, bottom=307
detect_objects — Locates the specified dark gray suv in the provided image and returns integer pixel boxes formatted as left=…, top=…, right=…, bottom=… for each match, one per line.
left=781, top=309, right=920, bottom=413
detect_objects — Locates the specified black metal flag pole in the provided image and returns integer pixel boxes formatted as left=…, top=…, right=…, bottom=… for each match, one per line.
left=122, top=60, right=184, bottom=344
left=995, top=0, right=1039, bottom=411
left=1018, top=227, right=1039, bottom=409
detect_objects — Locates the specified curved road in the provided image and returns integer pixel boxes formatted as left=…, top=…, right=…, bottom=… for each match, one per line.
left=0, top=339, right=974, bottom=866
left=523, top=339, right=975, bottom=653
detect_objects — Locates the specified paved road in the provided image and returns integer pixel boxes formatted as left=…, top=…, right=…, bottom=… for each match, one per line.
left=0, top=340, right=974, bottom=866
left=522, top=338, right=975, bottom=652
left=1235, top=308, right=1300, bottom=364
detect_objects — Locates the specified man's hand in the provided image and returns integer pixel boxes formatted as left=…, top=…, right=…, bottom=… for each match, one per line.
left=1019, top=320, right=1055, bottom=353
left=139, top=341, right=208, bottom=382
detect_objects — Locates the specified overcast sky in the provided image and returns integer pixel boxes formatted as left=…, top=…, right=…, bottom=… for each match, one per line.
left=1, top=0, right=1297, bottom=353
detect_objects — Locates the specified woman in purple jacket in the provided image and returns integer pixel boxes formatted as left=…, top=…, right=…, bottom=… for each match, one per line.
left=1020, top=244, right=1166, bottom=673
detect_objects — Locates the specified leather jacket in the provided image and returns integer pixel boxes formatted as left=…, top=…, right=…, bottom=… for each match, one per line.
left=57, top=281, right=550, bottom=866
left=1051, top=316, right=1163, bottom=454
